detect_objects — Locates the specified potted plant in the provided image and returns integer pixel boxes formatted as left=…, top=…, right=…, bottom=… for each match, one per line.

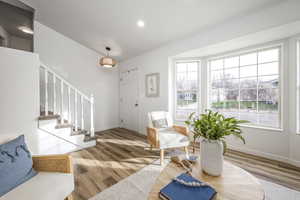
left=185, top=110, right=248, bottom=176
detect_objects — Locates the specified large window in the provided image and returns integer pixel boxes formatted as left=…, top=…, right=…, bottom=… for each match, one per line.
left=175, top=61, right=199, bottom=120
left=209, top=46, right=281, bottom=128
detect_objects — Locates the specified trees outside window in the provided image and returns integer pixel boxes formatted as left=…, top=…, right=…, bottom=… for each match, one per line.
left=209, top=47, right=281, bottom=128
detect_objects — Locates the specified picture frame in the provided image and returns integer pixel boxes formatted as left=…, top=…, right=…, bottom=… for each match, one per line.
left=145, top=73, right=160, bottom=97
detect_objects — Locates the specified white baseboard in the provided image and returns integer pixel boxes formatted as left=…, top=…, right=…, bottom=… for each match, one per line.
left=228, top=145, right=300, bottom=168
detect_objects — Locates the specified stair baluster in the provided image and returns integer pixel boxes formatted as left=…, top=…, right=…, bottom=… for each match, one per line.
left=75, top=92, right=78, bottom=132
left=90, top=94, right=95, bottom=137
left=81, top=95, right=84, bottom=130
left=39, top=63, right=95, bottom=144
left=45, top=69, right=48, bottom=116
left=60, top=80, right=64, bottom=124
left=53, top=75, right=56, bottom=114
left=68, top=87, right=71, bottom=124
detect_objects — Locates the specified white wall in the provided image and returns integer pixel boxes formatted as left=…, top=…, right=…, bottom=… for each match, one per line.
left=0, top=47, right=39, bottom=136
left=34, top=21, right=119, bottom=131
left=0, top=47, right=89, bottom=155
left=119, top=0, right=300, bottom=166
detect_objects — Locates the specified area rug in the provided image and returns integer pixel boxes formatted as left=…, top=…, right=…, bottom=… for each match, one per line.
left=90, top=159, right=300, bottom=200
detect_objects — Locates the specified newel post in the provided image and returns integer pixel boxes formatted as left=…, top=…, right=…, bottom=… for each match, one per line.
left=61, top=81, right=64, bottom=123
left=68, top=87, right=71, bottom=123
left=90, top=94, right=95, bottom=137
left=74, top=92, right=78, bottom=131
left=81, top=96, right=84, bottom=130
left=53, top=75, right=56, bottom=114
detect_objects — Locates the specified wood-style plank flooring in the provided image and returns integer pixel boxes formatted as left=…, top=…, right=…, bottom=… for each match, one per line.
left=70, top=128, right=159, bottom=200
left=70, top=128, right=300, bottom=200
left=224, top=149, right=300, bottom=191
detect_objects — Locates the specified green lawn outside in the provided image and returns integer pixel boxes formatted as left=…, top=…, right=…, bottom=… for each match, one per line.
left=177, top=99, right=278, bottom=111
left=212, top=100, right=278, bottom=110
left=177, top=99, right=197, bottom=106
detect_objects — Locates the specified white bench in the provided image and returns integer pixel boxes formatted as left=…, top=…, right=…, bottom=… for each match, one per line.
left=0, top=134, right=74, bottom=200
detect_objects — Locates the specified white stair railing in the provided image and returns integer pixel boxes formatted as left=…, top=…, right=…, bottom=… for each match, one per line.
left=40, top=63, right=95, bottom=138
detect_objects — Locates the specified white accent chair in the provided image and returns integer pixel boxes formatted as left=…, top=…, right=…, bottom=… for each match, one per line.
left=0, top=134, right=74, bottom=200
left=147, top=111, right=190, bottom=165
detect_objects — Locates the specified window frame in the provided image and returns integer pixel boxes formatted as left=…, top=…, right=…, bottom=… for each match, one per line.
left=207, top=43, right=284, bottom=130
left=174, top=60, right=201, bottom=122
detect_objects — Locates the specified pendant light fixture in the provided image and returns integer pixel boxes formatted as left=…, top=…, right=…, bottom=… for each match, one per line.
left=100, top=46, right=117, bottom=68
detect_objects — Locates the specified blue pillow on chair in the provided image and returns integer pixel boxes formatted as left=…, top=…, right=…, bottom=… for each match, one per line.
left=0, top=135, right=37, bottom=197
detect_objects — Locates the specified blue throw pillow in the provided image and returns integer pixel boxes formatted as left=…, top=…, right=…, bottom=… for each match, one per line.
left=0, top=135, right=37, bottom=197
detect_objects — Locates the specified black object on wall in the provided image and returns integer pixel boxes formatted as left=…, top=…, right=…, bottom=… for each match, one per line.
left=0, top=0, right=34, bottom=52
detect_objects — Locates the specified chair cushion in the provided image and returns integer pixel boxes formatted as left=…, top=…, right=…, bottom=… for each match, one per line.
left=158, top=129, right=189, bottom=149
left=0, top=135, right=37, bottom=197
left=0, top=172, right=74, bottom=200
left=153, top=119, right=168, bottom=129
left=149, top=111, right=173, bottom=128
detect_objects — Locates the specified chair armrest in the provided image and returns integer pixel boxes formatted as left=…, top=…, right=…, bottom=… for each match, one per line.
left=173, top=125, right=189, bottom=136
left=147, top=127, right=160, bottom=148
left=32, top=154, right=73, bottom=174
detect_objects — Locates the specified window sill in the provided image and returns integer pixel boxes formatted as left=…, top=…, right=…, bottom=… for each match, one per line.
left=239, top=124, right=283, bottom=132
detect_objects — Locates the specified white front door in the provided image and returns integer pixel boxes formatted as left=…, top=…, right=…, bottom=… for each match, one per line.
left=119, top=68, right=139, bottom=132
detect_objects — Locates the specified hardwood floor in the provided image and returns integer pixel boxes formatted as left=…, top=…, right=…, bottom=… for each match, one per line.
left=224, top=149, right=300, bottom=191
left=70, top=128, right=300, bottom=200
left=70, top=128, right=159, bottom=200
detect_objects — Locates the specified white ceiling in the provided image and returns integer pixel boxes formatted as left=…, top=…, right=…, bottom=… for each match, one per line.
left=30, top=0, right=285, bottom=61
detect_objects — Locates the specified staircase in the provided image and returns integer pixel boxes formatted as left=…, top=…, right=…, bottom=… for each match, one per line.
left=38, top=63, right=96, bottom=149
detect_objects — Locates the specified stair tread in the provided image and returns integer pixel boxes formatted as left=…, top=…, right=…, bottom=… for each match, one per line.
left=39, top=110, right=96, bottom=148
left=71, top=130, right=89, bottom=136
left=55, top=123, right=73, bottom=129
left=40, top=111, right=55, bottom=115
left=84, top=135, right=96, bottom=142
left=39, top=114, right=60, bottom=120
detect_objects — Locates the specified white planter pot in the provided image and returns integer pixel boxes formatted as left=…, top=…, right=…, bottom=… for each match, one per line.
left=200, top=139, right=223, bottom=176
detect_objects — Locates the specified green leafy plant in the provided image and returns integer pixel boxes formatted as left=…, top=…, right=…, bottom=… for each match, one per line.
left=185, top=109, right=248, bottom=154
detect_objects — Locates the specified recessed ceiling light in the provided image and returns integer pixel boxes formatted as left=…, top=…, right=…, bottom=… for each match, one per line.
left=137, top=20, right=145, bottom=28
left=18, top=26, right=34, bottom=35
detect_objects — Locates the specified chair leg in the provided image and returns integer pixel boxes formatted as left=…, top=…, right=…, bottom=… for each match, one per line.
left=160, top=149, right=164, bottom=165
left=184, top=146, right=189, bottom=157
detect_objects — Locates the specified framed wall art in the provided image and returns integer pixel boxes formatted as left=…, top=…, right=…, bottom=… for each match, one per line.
left=145, top=73, right=160, bottom=97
